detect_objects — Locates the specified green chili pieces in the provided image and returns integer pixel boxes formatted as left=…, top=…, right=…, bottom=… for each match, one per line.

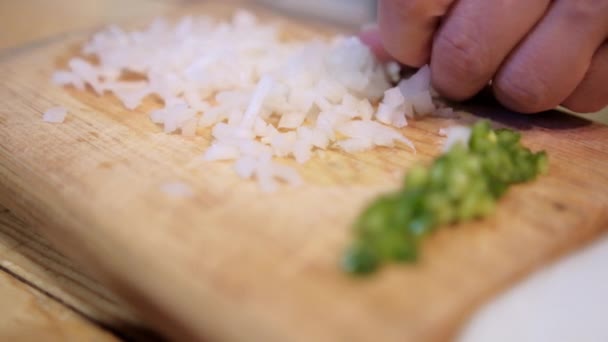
left=343, top=120, right=548, bottom=275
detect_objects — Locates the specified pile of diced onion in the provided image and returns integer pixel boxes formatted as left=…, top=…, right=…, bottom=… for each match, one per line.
left=52, top=10, right=453, bottom=191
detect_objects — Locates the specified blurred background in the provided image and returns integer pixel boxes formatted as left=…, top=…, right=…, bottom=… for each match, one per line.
left=257, top=0, right=376, bottom=26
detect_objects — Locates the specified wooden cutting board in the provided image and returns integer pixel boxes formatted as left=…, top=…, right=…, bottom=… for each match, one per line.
left=1, top=2, right=607, bottom=341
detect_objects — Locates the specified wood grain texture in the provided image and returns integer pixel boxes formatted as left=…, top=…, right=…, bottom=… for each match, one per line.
left=0, top=0, right=177, bottom=340
left=0, top=205, right=157, bottom=339
left=0, top=268, right=119, bottom=342
left=0, top=2, right=607, bottom=341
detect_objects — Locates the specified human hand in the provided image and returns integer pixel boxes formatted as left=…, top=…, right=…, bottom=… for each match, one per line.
left=362, top=0, right=608, bottom=113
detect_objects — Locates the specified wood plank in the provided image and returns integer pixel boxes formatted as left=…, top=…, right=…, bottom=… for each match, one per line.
left=0, top=2, right=607, bottom=341
left=0, top=1, right=177, bottom=339
left=0, top=205, right=159, bottom=339
left=0, top=268, right=119, bottom=342
left=0, top=0, right=201, bottom=339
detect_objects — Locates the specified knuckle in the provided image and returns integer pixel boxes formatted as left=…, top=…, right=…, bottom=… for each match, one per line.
left=563, top=0, right=608, bottom=24
left=565, top=103, right=607, bottom=114
left=494, top=71, right=554, bottom=113
left=432, top=28, right=489, bottom=99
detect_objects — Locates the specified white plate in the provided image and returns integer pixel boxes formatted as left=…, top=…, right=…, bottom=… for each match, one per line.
left=459, top=235, right=608, bottom=342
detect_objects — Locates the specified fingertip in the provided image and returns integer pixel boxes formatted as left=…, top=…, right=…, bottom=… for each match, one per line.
left=561, top=100, right=608, bottom=114
left=561, top=44, right=608, bottom=115
left=430, top=58, right=480, bottom=102
left=492, top=75, right=556, bottom=114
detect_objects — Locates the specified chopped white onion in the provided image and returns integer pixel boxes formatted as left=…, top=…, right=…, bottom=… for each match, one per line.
left=43, top=107, right=68, bottom=123
left=442, top=126, right=472, bottom=152
left=50, top=11, right=453, bottom=191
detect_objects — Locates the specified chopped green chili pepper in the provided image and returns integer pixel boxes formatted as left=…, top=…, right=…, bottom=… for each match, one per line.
left=343, top=120, right=548, bottom=275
